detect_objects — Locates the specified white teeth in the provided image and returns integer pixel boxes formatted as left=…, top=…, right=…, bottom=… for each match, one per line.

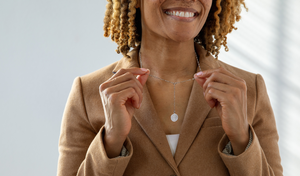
left=179, top=12, right=184, bottom=17
left=165, top=10, right=195, bottom=17
left=184, top=12, right=189, bottom=17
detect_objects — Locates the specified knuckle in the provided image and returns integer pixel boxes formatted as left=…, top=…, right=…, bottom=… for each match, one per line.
left=241, top=79, right=246, bottom=84
left=125, top=72, right=134, bottom=78
left=211, top=73, right=217, bottom=79
left=124, top=71, right=131, bottom=75
left=104, top=88, right=112, bottom=96
left=232, top=87, right=239, bottom=95
left=129, top=79, right=136, bottom=85
left=111, top=77, right=117, bottom=82
left=208, top=87, right=214, bottom=94
left=228, top=94, right=235, bottom=102
left=109, top=93, right=118, bottom=103
left=241, top=80, right=247, bottom=89
left=118, top=68, right=126, bottom=73
left=99, top=82, right=107, bottom=92
left=129, top=87, right=135, bottom=94
left=207, top=82, right=214, bottom=88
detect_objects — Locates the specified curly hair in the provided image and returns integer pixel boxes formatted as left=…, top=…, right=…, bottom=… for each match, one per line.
left=103, top=0, right=248, bottom=59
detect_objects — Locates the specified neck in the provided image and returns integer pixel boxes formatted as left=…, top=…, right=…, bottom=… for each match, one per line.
left=139, top=34, right=199, bottom=83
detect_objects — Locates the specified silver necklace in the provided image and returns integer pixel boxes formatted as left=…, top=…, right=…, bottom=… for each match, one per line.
left=139, top=50, right=201, bottom=122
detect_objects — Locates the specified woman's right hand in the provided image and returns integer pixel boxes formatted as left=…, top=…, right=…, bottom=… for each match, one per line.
left=99, top=67, right=149, bottom=156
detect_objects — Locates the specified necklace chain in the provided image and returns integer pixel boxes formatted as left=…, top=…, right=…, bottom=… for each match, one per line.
left=139, top=50, right=201, bottom=122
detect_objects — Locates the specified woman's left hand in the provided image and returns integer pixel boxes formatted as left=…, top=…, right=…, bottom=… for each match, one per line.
left=194, top=67, right=250, bottom=155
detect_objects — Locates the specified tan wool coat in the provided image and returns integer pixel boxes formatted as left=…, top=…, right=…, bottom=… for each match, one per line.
left=57, top=44, right=283, bottom=176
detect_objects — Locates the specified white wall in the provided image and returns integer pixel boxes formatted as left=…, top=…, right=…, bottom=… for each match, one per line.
left=219, top=0, right=300, bottom=175
left=0, top=0, right=299, bottom=175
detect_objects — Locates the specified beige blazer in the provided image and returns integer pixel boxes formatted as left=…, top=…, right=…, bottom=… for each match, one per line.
left=57, top=44, right=283, bottom=176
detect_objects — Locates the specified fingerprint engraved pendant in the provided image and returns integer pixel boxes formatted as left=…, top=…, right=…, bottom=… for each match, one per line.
left=171, top=113, right=179, bottom=122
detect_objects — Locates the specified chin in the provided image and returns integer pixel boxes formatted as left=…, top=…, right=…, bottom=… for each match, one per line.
left=166, top=32, right=197, bottom=43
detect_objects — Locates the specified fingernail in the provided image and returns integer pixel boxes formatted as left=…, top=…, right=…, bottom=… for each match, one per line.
left=141, top=68, right=148, bottom=72
left=196, top=72, right=203, bottom=76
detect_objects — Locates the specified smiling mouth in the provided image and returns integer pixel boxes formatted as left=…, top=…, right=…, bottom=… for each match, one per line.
left=163, top=9, right=199, bottom=18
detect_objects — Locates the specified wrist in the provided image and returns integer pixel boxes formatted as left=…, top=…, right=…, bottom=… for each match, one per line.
left=104, top=125, right=127, bottom=145
left=104, top=131, right=126, bottom=146
left=229, top=126, right=250, bottom=155
left=103, top=126, right=127, bottom=158
left=104, top=123, right=129, bottom=140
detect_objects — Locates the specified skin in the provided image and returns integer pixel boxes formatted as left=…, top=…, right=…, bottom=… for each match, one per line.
left=101, top=0, right=249, bottom=158
left=194, top=68, right=249, bottom=155
left=100, top=68, right=149, bottom=158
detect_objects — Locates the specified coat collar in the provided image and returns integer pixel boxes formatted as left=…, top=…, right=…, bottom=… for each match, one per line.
left=112, top=43, right=220, bottom=175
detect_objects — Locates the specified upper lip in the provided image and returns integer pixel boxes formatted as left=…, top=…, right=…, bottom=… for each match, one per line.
left=163, top=7, right=199, bottom=15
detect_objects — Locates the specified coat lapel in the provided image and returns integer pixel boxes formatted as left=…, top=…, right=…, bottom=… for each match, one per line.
left=134, top=84, right=180, bottom=174
left=112, top=44, right=220, bottom=173
left=174, top=44, right=220, bottom=166
left=173, top=77, right=211, bottom=166
left=112, top=46, right=179, bottom=174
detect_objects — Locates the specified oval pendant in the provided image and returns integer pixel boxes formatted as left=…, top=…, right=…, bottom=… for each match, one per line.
left=171, top=113, right=178, bottom=122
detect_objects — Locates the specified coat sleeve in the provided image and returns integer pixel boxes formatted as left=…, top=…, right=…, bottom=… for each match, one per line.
left=57, top=77, right=133, bottom=176
left=217, top=74, right=283, bottom=176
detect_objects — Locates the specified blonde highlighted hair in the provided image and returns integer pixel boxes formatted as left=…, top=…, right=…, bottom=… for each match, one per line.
left=103, top=0, right=247, bottom=59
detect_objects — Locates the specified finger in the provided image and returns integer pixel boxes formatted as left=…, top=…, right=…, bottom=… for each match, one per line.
left=194, top=74, right=207, bottom=87
left=205, top=81, right=233, bottom=93
left=136, top=70, right=150, bottom=86
left=106, top=71, right=143, bottom=91
left=105, top=79, right=143, bottom=106
left=109, top=67, right=149, bottom=80
left=205, top=87, right=227, bottom=108
left=196, top=67, right=242, bottom=82
left=202, top=71, right=240, bottom=92
left=206, top=82, right=245, bottom=102
left=112, top=87, right=140, bottom=109
left=204, top=87, right=217, bottom=108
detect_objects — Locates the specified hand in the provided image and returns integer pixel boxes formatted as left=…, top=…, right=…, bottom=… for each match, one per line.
left=99, top=67, right=149, bottom=140
left=194, top=67, right=249, bottom=155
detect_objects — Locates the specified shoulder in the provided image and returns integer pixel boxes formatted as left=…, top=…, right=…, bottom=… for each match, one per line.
left=196, top=44, right=258, bottom=87
left=73, top=47, right=139, bottom=110
left=79, top=46, right=139, bottom=89
left=215, top=59, right=258, bottom=90
left=69, top=60, right=120, bottom=108
left=210, top=58, right=263, bottom=111
left=213, top=59, right=268, bottom=120
left=68, top=60, right=121, bottom=129
left=79, top=60, right=118, bottom=91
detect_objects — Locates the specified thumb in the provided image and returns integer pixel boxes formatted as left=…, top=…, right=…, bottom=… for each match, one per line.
left=194, top=75, right=206, bottom=87
left=208, top=99, right=217, bottom=108
left=136, top=69, right=150, bottom=86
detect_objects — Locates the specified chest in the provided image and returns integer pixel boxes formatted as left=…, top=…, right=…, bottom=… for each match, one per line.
left=146, top=80, right=194, bottom=135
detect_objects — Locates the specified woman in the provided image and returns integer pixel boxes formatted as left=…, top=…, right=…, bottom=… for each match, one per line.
left=57, top=0, right=283, bottom=175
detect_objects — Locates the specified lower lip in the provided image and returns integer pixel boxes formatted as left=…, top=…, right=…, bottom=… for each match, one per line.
left=164, top=13, right=197, bottom=22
